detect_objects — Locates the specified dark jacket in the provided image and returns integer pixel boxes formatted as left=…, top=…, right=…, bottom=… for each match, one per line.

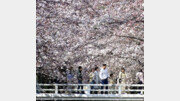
left=77, top=70, right=83, bottom=81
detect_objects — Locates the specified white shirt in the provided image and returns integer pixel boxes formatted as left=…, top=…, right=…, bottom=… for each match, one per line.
left=136, top=72, right=144, bottom=83
left=99, top=68, right=109, bottom=80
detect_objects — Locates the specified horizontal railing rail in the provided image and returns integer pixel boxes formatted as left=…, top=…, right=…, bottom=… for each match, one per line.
left=37, top=84, right=144, bottom=86
left=37, top=84, right=144, bottom=94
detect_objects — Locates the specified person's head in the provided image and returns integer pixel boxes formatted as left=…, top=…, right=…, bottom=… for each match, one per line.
left=139, top=69, right=143, bottom=73
left=78, top=66, right=82, bottom=71
left=91, top=68, right=95, bottom=72
left=121, top=68, right=125, bottom=73
left=63, top=66, right=66, bottom=68
left=69, top=66, right=73, bottom=70
left=63, top=66, right=67, bottom=70
left=95, top=66, right=99, bottom=71
left=58, top=66, right=61, bottom=71
left=102, top=64, right=107, bottom=69
left=110, top=73, right=113, bottom=77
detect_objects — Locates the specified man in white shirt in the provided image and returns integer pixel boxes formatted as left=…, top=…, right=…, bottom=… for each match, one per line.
left=136, top=69, right=144, bottom=84
left=136, top=69, right=144, bottom=94
left=99, top=64, right=109, bottom=94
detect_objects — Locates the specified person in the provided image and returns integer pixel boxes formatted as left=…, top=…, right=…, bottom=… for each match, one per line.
left=94, top=66, right=100, bottom=94
left=77, top=66, right=84, bottom=94
left=89, top=68, right=95, bottom=84
left=99, top=64, right=109, bottom=94
left=109, top=73, right=116, bottom=94
left=54, top=68, right=60, bottom=84
left=67, top=66, right=74, bottom=84
left=136, top=69, right=144, bottom=84
left=67, top=66, right=75, bottom=94
left=117, top=68, right=127, bottom=94
left=136, top=69, right=144, bottom=94
left=89, top=68, right=95, bottom=94
left=59, top=66, right=67, bottom=84
left=94, top=66, right=100, bottom=84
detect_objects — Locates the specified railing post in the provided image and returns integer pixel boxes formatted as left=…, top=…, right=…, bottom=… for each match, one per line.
left=118, top=85, right=121, bottom=95
left=86, top=84, right=90, bottom=95
left=140, top=85, right=144, bottom=95
left=55, top=85, right=58, bottom=94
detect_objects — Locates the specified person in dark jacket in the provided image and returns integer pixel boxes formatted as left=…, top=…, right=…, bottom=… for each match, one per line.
left=77, top=66, right=84, bottom=94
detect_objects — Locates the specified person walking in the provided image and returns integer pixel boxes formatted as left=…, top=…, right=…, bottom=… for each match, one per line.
left=109, top=73, right=116, bottom=94
left=89, top=68, right=95, bottom=94
left=67, top=66, right=75, bottom=94
left=117, top=68, right=127, bottom=94
left=77, top=66, right=84, bottom=94
left=67, top=66, right=74, bottom=84
left=136, top=69, right=144, bottom=84
left=99, top=64, right=109, bottom=94
left=89, top=68, right=95, bottom=84
left=136, top=69, right=144, bottom=94
left=94, top=66, right=100, bottom=94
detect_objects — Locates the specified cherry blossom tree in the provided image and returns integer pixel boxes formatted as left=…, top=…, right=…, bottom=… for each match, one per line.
left=36, top=0, right=144, bottom=84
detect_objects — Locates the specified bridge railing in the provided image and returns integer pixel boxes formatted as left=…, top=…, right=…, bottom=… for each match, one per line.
left=36, top=84, right=144, bottom=95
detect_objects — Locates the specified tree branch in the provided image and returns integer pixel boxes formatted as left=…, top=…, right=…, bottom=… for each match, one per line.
left=115, top=35, right=144, bottom=42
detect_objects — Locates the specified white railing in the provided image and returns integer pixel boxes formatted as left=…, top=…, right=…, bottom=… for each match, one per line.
left=36, top=84, right=144, bottom=101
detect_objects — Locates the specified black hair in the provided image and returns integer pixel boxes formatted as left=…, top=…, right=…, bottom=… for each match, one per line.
left=95, top=66, right=99, bottom=70
left=62, top=66, right=67, bottom=71
left=69, top=66, right=73, bottom=69
left=78, top=66, right=82, bottom=70
left=139, top=69, right=143, bottom=72
left=103, top=64, right=106, bottom=66
left=110, top=73, right=113, bottom=77
left=121, top=68, right=125, bottom=71
left=63, top=66, right=67, bottom=69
